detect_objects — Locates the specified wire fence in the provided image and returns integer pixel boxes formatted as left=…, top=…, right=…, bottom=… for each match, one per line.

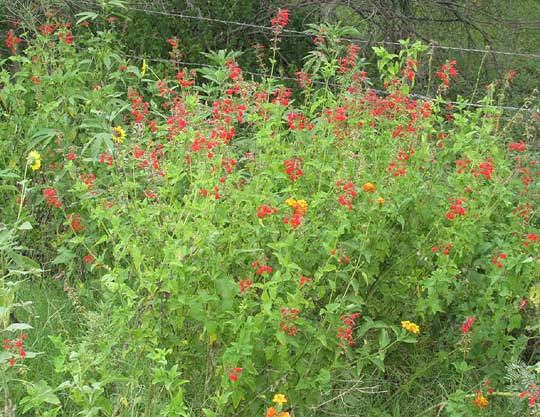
left=90, top=1, right=540, bottom=60
left=4, top=1, right=540, bottom=60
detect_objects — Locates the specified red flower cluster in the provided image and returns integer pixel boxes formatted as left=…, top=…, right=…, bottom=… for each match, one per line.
left=58, top=29, right=73, bottom=45
left=446, top=197, right=466, bottom=220
left=386, top=150, right=413, bottom=177
left=271, top=9, right=289, bottom=29
left=221, top=158, right=237, bottom=174
left=432, top=243, right=453, bottom=256
left=402, top=59, right=418, bottom=82
left=280, top=308, right=299, bottom=336
left=436, top=60, right=458, bottom=87
left=212, top=98, right=246, bottom=125
left=325, top=106, right=347, bottom=124
left=491, top=253, right=507, bottom=269
left=239, top=279, right=252, bottom=293
left=271, top=88, right=292, bottom=106
left=128, top=88, right=150, bottom=124
left=286, top=112, right=312, bottom=131
left=337, top=312, right=361, bottom=347
left=455, top=158, right=471, bottom=174
left=471, top=158, right=494, bottom=180
left=335, top=180, right=357, bottom=210
left=338, top=43, right=360, bottom=74
left=509, top=141, right=526, bottom=151
left=294, top=71, right=311, bottom=87
left=83, top=254, right=95, bottom=264
left=5, top=31, right=21, bottom=54
left=524, top=233, right=538, bottom=247
left=39, top=23, right=58, bottom=36
left=80, top=173, right=96, bottom=189
left=175, top=70, right=195, bottom=87
left=283, top=158, right=304, bottom=181
left=257, top=205, right=278, bottom=218
left=226, top=60, right=242, bottom=80
left=461, top=317, right=476, bottom=334
left=99, top=152, right=113, bottom=166
left=513, top=204, right=531, bottom=221
left=228, top=367, right=243, bottom=381
left=520, top=385, right=540, bottom=407
left=3, top=334, right=27, bottom=366
left=252, top=261, right=273, bottom=276
left=299, top=276, right=311, bottom=287
left=331, top=247, right=351, bottom=264
left=68, top=213, right=84, bottom=232
left=43, top=188, right=61, bottom=208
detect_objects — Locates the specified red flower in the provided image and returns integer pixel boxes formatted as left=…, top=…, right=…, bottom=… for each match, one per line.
left=239, top=279, right=252, bottom=293
left=43, top=188, right=61, bottom=208
left=68, top=213, right=84, bottom=232
left=271, top=9, right=289, bottom=29
left=462, top=317, right=476, bottom=334
left=83, top=255, right=95, bottom=264
left=299, top=276, right=311, bottom=287
left=229, top=367, right=243, bottom=381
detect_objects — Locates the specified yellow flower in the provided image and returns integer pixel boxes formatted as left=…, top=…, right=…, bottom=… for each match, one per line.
left=112, top=126, right=126, bottom=143
left=473, top=394, right=489, bottom=408
left=272, top=394, right=287, bottom=405
left=279, top=413, right=290, bottom=417
left=401, top=320, right=420, bottom=334
left=285, top=198, right=308, bottom=216
left=141, top=58, right=147, bottom=77
left=378, top=196, right=384, bottom=205
left=285, top=198, right=296, bottom=207
left=296, top=199, right=308, bottom=214
left=27, top=150, right=42, bottom=171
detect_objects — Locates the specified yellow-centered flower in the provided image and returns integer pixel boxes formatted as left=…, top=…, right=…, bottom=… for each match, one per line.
left=272, top=393, right=287, bottom=405
left=285, top=198, right=308, bottom=216
left=27, top=150, right=42, bottom=171
left=401, top=320, right=420, bottom=334
left=363, top=182, right=376, bottom=192
left=112, top=126, right=126, bottom=143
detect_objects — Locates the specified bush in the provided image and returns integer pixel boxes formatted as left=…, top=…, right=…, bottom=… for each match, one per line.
left=1, top=8, right=539, bottom=417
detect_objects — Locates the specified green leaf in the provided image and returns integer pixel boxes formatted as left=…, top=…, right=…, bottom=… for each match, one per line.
left=5, top=323, right=33, bottom=331
left=52, top=247, right=76, bottom=265
left=18, top=221, right=32, bottom=230
left=75, top=12, right=99, bottom=24
left=20, top=380, right=61, bottom=413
